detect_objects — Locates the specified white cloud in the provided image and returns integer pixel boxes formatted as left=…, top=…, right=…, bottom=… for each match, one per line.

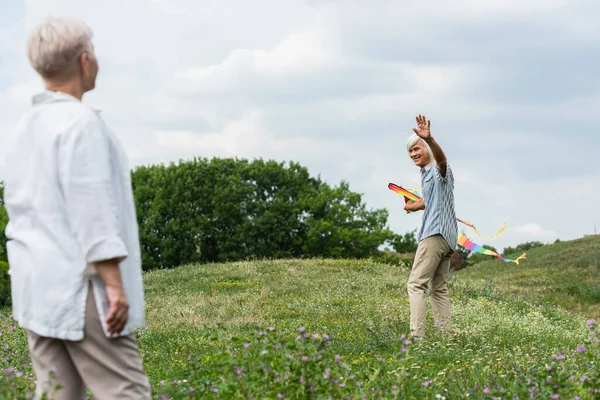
left=515, top=223, right=559, bottom=241
left=1, top=0, right=599, bottom=256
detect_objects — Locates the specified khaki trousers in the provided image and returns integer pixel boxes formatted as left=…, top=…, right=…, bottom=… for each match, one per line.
left=26, top=284, right=151, bottom=400
left=407, top=234, right=453, bottom=338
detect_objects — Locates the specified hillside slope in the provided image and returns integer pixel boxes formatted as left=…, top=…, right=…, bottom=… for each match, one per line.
left=457, top=235, right=600, bottom=318
left=0, top=254, right=598, bottom=398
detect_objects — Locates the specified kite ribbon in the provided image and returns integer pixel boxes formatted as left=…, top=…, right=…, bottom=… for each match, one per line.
left=388, top=182, right=526, bottom=264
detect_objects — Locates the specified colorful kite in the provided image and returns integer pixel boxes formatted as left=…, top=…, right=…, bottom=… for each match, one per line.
left=388, top=182, right=526, bottom=264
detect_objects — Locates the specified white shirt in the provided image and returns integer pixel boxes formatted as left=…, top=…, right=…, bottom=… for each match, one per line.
left=3, top=90, right=145, bottom=340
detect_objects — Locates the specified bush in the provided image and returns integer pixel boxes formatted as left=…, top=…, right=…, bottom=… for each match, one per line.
left=0, top=261, right=11, bottom=307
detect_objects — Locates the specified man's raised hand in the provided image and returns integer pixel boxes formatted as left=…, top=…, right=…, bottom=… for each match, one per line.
left=412, top=114, right=431, bottom=140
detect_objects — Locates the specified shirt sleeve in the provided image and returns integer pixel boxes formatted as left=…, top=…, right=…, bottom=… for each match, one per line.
left=58, top=113, right=128, bottom=264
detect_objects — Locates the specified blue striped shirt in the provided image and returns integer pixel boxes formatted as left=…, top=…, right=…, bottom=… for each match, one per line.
left=416, top=163, right=458, bottom=250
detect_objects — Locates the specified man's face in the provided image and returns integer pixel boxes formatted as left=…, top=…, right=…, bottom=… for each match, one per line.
left=409, top=140, right=431, bottom=167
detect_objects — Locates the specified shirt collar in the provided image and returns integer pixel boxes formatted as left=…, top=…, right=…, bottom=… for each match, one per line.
left=32, top=90, right=102, bottom=113
left=421, top=163, right=434, bottom=173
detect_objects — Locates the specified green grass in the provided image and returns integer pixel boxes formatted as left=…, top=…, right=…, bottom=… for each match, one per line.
left=0, top=238, right=599, bottom=398
left=457, top=235, right=600, bottom=319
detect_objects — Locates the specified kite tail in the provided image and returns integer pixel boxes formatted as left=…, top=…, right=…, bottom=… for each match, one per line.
left=457, top=233, right=526, bottom=264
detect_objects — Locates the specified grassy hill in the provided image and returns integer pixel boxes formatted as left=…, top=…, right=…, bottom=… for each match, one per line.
left=457, top=235, right=600, bottom=319
left=0, top=237, right=598, bottom=398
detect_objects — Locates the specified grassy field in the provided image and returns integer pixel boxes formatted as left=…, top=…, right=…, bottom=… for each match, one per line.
left=0, top=236, right=599, bottom=398
left=458, top=235, right=600, bottom=319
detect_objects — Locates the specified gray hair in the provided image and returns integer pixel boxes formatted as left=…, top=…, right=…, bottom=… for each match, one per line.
left=406, top=133, right=433, bottom=161
left=26, top=17, right=94, bottom=79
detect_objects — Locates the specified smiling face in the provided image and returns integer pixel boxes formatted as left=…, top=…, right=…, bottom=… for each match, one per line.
left=409, top=139, right=431, bottom=167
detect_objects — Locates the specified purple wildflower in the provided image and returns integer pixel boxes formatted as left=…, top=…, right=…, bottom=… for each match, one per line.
left=552, top=354, right=565, bottom=360
left=313, top=333, right=320, bottom=339
left=576, top=345, right=586, bottom=353
left=339, top=383, right=346, bottom=388
left=5, top=367, right=13, bottom=374
left=261, top=350, right=269, bottom=355
left=550, top=395, right=558, bottom=399
left=301, top=356, right=309, bottom=362
left=484, top=388, right=490, bottom=394
left=356, top=381, right=363, bottom=387
left=160, top=380, right=165, bottom=385
left=324, top=369, right=330, bottom=379
left=335, top=354, right=341, bottom=361
left=300, top=376, right=306, bottom=383
left=401, top=348, right=408, bottom=353
left=587, top=319, right=595, bottom=329
left=211, top=387, right=219, bottom=393
left=243, top=343, right=250, bottom=349
left=423, top=380, right=432, bottom=387
left=268, top=326, right=275, bottom=331
left=546, top=365, right=552, bottom=371
left=299, top=326, right=306, bottom=333
left=274, top=344, right=281, bottom=350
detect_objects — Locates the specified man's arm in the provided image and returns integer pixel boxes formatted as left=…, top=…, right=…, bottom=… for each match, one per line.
left=424, top=137, right=448, bottom=178
left=404, top=198, right=425, bottom=212
left=412, top=114, right=449, bottom=178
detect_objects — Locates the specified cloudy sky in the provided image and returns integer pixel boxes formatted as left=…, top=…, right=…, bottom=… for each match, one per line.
left=1, top=0, right=599, bottom=254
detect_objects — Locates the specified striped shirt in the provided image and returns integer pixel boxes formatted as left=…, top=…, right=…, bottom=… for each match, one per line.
left=416, top=163, right=458, bottom=250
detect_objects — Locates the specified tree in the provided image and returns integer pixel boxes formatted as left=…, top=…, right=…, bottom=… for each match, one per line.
left=503, top=241, right=545, bottom=258
left=131, top=158, right=394, bottom=269
left=389, top=230, right=418, bottom=254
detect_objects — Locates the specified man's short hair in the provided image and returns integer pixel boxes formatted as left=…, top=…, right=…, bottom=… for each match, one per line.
left=27, top=16, right=94, bottom=80
left=406, top=133, right=433, bottom=161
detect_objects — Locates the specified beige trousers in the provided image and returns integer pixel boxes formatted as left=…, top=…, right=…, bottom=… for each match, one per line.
left=26, top=284, right=151, bottom=400
left=407, top=234, right=453, bottom=338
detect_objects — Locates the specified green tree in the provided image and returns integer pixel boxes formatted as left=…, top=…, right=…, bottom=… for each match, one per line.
left=303, top=181, right=394, bottom=258
left=389, top=230, right=418, bottom=254
left=503, top=241, right=545, bottom=258
left=131, top=157, right=392, bottom=269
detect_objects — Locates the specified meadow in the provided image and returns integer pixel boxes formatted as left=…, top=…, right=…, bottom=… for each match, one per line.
left=0, top=236, right=599, bottom=399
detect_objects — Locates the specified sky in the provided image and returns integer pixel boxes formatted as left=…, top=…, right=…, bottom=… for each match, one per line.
left=1, top=0, right=599, bottom=253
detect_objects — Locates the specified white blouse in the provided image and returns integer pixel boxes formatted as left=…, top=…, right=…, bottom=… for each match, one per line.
left=3, top=90, right=146, bottom=340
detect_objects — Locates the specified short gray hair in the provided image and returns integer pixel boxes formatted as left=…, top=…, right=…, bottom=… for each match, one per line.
left=406, top=133, right=433, bottom=160
left=26, top=17, right=94, bottom=79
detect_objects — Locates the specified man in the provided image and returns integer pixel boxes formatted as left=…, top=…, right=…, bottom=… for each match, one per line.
left=3, top=17, right=150, bottom=398
left=404, top=114, right=458, bottom=339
